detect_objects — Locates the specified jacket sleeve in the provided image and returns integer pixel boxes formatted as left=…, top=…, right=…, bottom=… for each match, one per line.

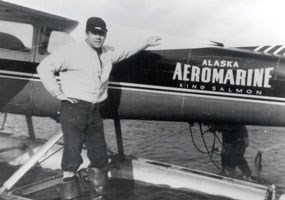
left=36, top=47, right=68, bottom=98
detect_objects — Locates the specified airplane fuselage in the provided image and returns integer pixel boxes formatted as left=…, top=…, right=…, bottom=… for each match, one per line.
left=104, top=48, right=285, bottom=126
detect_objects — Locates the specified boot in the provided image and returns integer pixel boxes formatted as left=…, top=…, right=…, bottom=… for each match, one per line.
left=87, top=167, right=108, bottom=200
left=60, top=176, right=80, bottom=200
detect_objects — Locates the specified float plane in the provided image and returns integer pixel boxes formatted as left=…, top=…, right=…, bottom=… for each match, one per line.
left=0, top=1, right=283, bottom=200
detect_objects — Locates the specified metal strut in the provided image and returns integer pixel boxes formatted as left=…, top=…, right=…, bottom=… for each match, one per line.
left=114, top=117, right=124, bottom=158
left=0, top=112, right=7, bottom=130
left=0, top=129, right=62, bottom=194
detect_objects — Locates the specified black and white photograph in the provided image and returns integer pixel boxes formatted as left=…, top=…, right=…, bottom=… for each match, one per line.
left=0, top=0, right=285, bottom=199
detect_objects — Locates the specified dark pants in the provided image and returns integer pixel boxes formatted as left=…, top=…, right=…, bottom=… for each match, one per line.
left=221, top=141, right=251, bottom=177
left=60, top=100, right=108, bottom=172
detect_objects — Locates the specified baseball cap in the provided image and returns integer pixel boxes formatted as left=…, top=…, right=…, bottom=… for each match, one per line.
left=86, top=17, right=108, bottom=34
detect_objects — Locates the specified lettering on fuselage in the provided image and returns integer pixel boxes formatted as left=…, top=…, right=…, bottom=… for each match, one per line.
left=172, top=59, right=274, bottom=95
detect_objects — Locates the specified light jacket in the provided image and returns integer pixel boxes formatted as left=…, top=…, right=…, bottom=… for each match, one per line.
left=37, top=41, right=146, bottom=103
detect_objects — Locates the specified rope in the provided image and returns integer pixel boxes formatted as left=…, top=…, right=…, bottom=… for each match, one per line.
left=207, top=128, right=223, bottom=155
left=258, top=143, right=284, bottom=153
left=198, top=123, right=223, bottom=171
left=188, top=122, right=223, bottom=171
left=255, top=150, right=262, bottom=169
left=254, top=143, right=284, bottom=169
left=35, top=146, right=63, bottom=167
left=189, top=123, right=208, bottom=154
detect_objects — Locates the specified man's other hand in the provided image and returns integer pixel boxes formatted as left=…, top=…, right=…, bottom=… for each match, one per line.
left=146, top=36, right=162, bottom=47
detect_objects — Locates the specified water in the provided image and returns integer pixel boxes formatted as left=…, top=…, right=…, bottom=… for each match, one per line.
left=1, top=114, right=285, bottom=199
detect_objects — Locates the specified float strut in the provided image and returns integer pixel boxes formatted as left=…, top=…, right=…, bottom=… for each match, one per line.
left=25, top=115, right=35, bottom=140
left=0, top=129, right=62, bottom=193
left=114, top=117, right=124, bottom=157
left=0, top=112, right=7, bottom=130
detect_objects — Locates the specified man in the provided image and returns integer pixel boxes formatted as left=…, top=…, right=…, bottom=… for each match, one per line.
left=210, top=124, right=252, bottom=180
left=37, top=17, right=161, bottom=200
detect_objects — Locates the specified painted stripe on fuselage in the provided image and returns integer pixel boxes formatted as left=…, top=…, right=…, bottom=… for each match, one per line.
left=108, top=81, right=285, bottom=104
left=108, top=82, right=285, bottom=105
left=0, top=70, right=40, bottom=81
left=1, top=70, right=285, bottom=105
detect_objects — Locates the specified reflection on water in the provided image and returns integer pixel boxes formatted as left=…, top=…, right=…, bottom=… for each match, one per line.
left=1, top=114, right=285, bottom=199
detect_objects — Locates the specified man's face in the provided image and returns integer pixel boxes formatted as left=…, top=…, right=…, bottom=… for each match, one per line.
left=86, top=30, right=106, bottom=49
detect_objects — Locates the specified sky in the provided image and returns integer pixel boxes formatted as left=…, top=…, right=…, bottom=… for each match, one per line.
left=3, top=0, right=285, bottom=49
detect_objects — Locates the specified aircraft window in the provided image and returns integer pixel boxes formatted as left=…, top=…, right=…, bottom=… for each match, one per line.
left=39, top=28, right=72, bottom=54
left=0, top=20, right=33, bottom=52
left=39, top=27, right=53, bottom=54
